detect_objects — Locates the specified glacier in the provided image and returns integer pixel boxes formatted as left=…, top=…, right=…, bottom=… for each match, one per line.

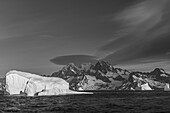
left=5, top=70, right=91, bottom=96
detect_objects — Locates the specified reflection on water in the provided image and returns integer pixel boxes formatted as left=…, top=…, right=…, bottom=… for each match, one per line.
left=0, top=92, right=170, bottom=113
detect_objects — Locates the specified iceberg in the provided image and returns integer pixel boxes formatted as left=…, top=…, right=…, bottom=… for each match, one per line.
left=164, top=83, right=170, bottom=91
left=5, top=70, right=92, bottom=96
left=141, top=83, right=152, bottom=90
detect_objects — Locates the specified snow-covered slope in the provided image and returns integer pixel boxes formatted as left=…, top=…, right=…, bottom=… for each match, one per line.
left=5, top=70, right=91, bottom=96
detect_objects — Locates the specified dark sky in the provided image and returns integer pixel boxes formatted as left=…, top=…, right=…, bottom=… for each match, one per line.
left=0, top=0, right=170, bottom=76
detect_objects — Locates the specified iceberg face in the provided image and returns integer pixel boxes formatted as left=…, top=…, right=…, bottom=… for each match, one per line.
left=6, top=73, right=29, bottom=94
left=5, top=70, right=89, bottom=96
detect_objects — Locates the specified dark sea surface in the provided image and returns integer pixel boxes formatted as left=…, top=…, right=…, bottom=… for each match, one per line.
left=0, top=91, right=170, bottom=113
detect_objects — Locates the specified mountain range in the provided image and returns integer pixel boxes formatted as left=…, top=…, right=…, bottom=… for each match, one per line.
left=47, top=61, right=170, bottom=91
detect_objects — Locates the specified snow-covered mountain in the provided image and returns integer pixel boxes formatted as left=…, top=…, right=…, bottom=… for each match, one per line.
left=51, top=61, right=130, bottom=90
left=50, top=61, right=170, bottom=91
left=117, top=68, right=170, bottom=91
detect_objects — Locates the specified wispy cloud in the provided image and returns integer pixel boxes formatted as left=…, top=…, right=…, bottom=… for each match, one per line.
left=99, top=0, right=170, bottom=65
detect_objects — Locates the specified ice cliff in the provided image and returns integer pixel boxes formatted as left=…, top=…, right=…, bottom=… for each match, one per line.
left=5, top=70, right=90, bottom=96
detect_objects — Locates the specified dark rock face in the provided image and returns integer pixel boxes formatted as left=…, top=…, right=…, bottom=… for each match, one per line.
left=49, top=61, right=170, bottom=91
left=114, top=75, right=126, bottom=81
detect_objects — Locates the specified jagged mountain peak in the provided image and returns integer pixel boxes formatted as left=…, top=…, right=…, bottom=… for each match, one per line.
left=91, top=60, right=113, bottom=74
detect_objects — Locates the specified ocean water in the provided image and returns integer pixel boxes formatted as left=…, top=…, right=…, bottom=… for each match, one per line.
left=0, top=92, right=170, bottom=113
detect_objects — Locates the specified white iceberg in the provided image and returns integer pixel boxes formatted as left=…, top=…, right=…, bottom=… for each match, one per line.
left=141, top=83, right=152, bottom=90
left=5, top=70, right=92, bottom=96
left=164, top=83, right=170, bottom=91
